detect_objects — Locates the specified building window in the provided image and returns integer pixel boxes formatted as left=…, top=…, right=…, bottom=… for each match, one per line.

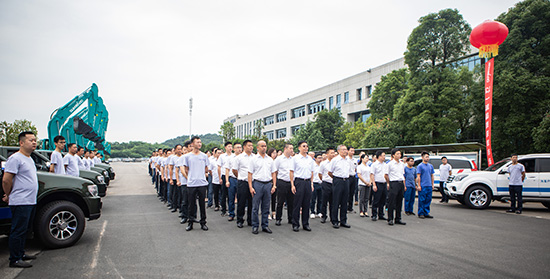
left=336, top=94, right=341, bottom=108
left=276, top=128, right=287, bottom=139
left=308, top=100, right=325, bottom=114
left=276, top=112, right=287, bottom=122
left=366, top=85, right=372, bottom=98
left=344, top=92, right=349, bottom=104
left=291, top=125, right=302, bottom=135
left=329, top=96, right=334, bottom=110
left=357, top=88, right=362, bottom=100
left=354, top=110, right=371, bottom=123
left=291, top=106, right=306, bottom=119
left=264, top=130, right=274, bottom=140
left=264, top=115, right=274, bottom=125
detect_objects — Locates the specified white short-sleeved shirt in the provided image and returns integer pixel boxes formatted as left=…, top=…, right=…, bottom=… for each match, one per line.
left=293, top=153, right=314, bottom=179
left=218, top=153, right=232, bottom=178
left=319, top=160, right=333, bottom=183
left=329, top=155, right=350, bottom=179
left=93, top=157, right=101, bottom=164
left=508, top=163, right=525, bottom=186
left=348, top=157, right=357, bottom=176
left=64, top=154, right=80, bottom=177
left=169, top=155, right=182, bottom=180
left=249, top=154, right=276, bottom=182
left=87, top=157, right=95, bottom=168
left=183, top=152, right=209, bottom=187
left=210, top=157, right=220, bottom=184
left=4, top=152, right=39, bottom=205
left=228, top=154, right=238, bottom=178
left=233, top=153, right=254, bottom=181
left=371, top=161, right=388, bottom=183
left=439, top=163, right=453, bottom=182
left=357, top=164, right=371, bottom=186
left=78, top=156, right=87, bottom=170
left=175, top=155, right=188, bottom=185
left=386, top=160, right=405, bottom=182
left=50, top=151, right=65, bottom=175
left=274, top=155, right=294, bottom=182
left=313, top=163, right=322, bottom=184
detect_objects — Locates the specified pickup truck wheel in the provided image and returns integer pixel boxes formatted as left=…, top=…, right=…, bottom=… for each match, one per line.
left=542, top=201, right=550, bottom=210
left=35, top=201, right=86, bottom=249
left=457, top=197, right=465, bottom=205
left=464, top=185, right=492, bottom=209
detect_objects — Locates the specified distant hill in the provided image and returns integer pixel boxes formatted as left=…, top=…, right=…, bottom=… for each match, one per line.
left=162, top=133, right=222, bottom=147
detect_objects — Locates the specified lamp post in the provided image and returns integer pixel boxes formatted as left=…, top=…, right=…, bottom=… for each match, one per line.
left=189, top=97, right=193, bottom=140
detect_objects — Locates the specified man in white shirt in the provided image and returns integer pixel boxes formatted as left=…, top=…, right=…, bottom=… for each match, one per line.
left=370, top=150, right=388, bottom=221
left=347, top=147, right=358, bottom=213
left=63, top=143, right=80, bottom=177
left=183, top=136, right=210, bottom=231
left=49, top=135, right=66, bottom=175
left=76, top=146, right=87, bottom=170
left=385, top=149, right=406, bottom=226
left=438, top=156, right=452, bottom=203
left=93, top=152, right=101, bottom=164
left=273, top=143, right=295, bottom=226
left=248, top=140, right=276, bottom=234
left=291, top=141, right=315, bottom=232
left=209, top=148, right=222, bottom=211
left=328, top=145, right=352, bottom=229
left=218, top=142, right=235, bottom=219
left=310, top=153, right=323, bottom=219
left=233, top=140, right=254, bottom=228
left=319, top=147, right=335, bottom=223
left=176, top=142, right=191, bottom=224
left=169, top=145, right=183, bottom=213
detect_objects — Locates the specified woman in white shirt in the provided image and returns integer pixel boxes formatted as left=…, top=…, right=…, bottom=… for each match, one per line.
left=357, top=154, right=372, bottom=217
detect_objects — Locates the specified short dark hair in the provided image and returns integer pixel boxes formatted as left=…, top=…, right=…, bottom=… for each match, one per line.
left=441, top=156, right=447, bottom=160
left=184, top=141, right=191, bottom=148
left=314, top=153, right=322, bottom=158
left=191, top=136, right=200, bottom=143
left=421, top=151, right=430, bottom=157
left=406, top=157, right=414, bottom=162
left=284, top=143, right=293, bottom=149
left=18, top=131, right=35, bottom=142
left=391, top=148, right=400, bottom=156
left=325, top=147, right=335, bottom=153
left=212, top=147, right=218, bottom=153
left=243, top=140, right=252, bottom=146
left=297, top=141, right=307, bottom=147
left=375, top=150, right=385, bottom=157
left=348, top=146, right=354, bottom=149
left=360, top=154, right=366, bottom=160
left=267, top=148, right=276, bottom=157
left=511, top=153, right=518, bottom=157
left=224, top=141, right=232, bottom=147
left=174, top=144, right=182, bottom=149
left=54, top=135, right=65, bottom=143
left=67, top=143, right=76, bottom=148
left=77, top=146, right=84, bottom=152
left=233, top=142, right=241, bottom=147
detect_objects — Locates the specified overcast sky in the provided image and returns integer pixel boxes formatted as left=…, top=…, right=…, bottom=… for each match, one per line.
left=0, top=0, right=520, bottom=143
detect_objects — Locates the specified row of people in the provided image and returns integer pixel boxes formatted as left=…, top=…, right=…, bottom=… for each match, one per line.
left=49, top=135, right=103, bottom=176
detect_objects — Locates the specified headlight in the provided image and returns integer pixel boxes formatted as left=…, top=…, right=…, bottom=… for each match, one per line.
left=103, top=170, right=108, bottom=176
left=454, top=174, right=469, bottom=182
left=96, top=175, right=105, bottom=183
left=87, top=185, right=99, bottom=197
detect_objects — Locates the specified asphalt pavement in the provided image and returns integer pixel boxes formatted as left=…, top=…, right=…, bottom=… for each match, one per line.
left=1, top=162, right=549, bottom=279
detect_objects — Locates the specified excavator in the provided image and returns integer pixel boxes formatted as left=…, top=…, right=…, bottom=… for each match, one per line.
left=43, top=83, right=111, bottom=155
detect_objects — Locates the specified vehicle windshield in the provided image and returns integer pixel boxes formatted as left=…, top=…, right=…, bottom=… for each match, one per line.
left=485, top=158, right=510, bottom=171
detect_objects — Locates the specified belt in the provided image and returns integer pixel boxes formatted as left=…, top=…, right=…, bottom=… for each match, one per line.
left=277, top=179, right=291, bottom=183
left=254, top=180, right=271, bottom=183
left=334, top=176, right=348, bottom=181
left=322, top=181, right=333, bottom=184
left=295, top=178, right=311, bottom=181
left=390, top=180, right=404, bottom=182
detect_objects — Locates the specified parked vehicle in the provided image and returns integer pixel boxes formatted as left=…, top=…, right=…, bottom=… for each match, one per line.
left=413, top=156, right=478, bottom=191
left=445, top=154, right=550, bottom=209
left=1, top=154, right=102, bottom=248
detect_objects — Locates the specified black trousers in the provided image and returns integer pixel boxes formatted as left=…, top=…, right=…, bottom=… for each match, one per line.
left=439, top=181, right=448, bottom=202
left=331, top=177, right=349, bottom=225
left=237, top=180, right=252, bottom=224
left=188, top=186, right=207, bottom=225
left=388, top=181, right=404, bottom=221
left=292, top=178, right=312, bottom=227
left=212, top=183, right=221, bottom=207
left=276, top=179, right=294, bottom=222
left=372, top=182, right=388, bottom=218
left=321, top=181, right=333, bottom=220
left=220, top=175, right=228, bottom=213
left=509, top=185, right=523, bottom=211
left=179, top=185, right=189, bottom=219
left=348, top=176, right=357, bottom=211
left=271, top=188, right=277, bottom=212
left=170, top=181, right=180, bottom=209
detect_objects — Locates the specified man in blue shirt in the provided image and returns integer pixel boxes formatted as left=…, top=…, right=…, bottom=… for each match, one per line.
left=416, top=152, right=434, bottom=219
left=404, top=157, right=418, bottom=216
left=507, top=154, right=525, bottom=214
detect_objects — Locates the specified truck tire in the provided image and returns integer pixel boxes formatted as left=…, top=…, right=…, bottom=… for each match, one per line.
left=542, top=201, right=550, bottom=210
left=35, top=201, right=86, bottom=249
left=464, top=185, right=492, bottom=209
left=456, top=197, right=465, bottom=205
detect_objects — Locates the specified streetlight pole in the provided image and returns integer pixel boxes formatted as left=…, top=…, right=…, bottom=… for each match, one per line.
left=189, top=97, right=193, bottom=140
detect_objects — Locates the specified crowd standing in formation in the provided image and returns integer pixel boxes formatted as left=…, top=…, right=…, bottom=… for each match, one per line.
left=49, top=135, right=104, bottom=176
left=148, top=136, right=443, bottom=234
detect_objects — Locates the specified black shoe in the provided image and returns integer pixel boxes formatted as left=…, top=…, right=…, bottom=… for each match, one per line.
left=275, top=220, right=281, bottom=226
left=506, top=209, right=515, bottom=213
left=214, top=207, right=220, bottom=211
left=378, top=216, right=387, bottom=221
left=371, top=216, right=378, bottom=221
left=262, top=227, right=272, bottom=234
left=320, top=217, right=326, bottom=223
left=180, top=218, right=188, bottom=224
left=303, top=225, right=312, bottom=231
left=425, top=214, right=434, bottom=219
left=21, top=254, right=37, bottom=261
left=388, top=220, right=394, bottom=226
left=405, top=212, right=411, bottom=216
left=292, top=226, right=300, bottom=232
left=516, top=210, right=522, bottom=214
left=340, top=223, right=351, bottom=228
left=410, top=212, right=416, bottom=216
left=288, top=220, right=292, bottom=224
left=201, top=224, right=208, bottom=231
left=252, top=227, right=259, bottom=234
left=228, top=216, right=234, bottom=221
left=418, top=215, right=425, bottom=219
left=9, top=260, right=32, bottom=268
left=247, top=222, right=252, bottom=227
left=237, top=222, right=244, bottom=228
left=171, top=208, right=177, bottom=213
left=332, top=223, right=340, bottom=229
left=395, top=220, right=406, bottom=225
left=186, top=223, right=193, bottom=231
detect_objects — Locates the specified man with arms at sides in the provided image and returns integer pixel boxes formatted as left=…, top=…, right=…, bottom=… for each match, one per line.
left=385, top=149, right=406, bottom=226
left=248, top=140, right=276, bottom=234
left=328, top=145, right=351, bottom=229
left=319, top=147, right=335, bottom=224
left=183, top=137, right=209, bottom=231
left=233, top=140, right=254, bottom=228
left=273, top=143, right=295, bottom=226
left=169, top=145, right=183, bottom=213
left=49, top=135, right=66, bottom=175
left=291, top=141, right=315, bottom=232
left=176, top=141, right=191, bottom=224
left=63, top=143, right=80, bottom=177
left=416, top=152, right=435, bottom=219
left=370, top=150, right=388, bottom=222
left=507, top=154, right=525, bottom=214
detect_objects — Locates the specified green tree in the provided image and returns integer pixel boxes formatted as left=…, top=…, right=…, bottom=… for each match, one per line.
left=0, top=119, right=39, bottom=146
left=368, top=68, right=409, bottom=120
left=219, top=122, right=235, bottom=142
left=313, top=108, right=346, bottom=148
left=491, top=0, right=550, bottom=157
left=290, top=121, right=326, bottom=152
left=253, top=120, right=264, bottom=138
left=362, top=118, right=402, bottom=148
left=533, top=113, right=550, bottom=152
left=342, top=121, right=368, bottom=148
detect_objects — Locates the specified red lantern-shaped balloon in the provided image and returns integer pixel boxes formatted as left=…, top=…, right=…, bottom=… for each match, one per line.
left=470, top=20, right=509, bottom=58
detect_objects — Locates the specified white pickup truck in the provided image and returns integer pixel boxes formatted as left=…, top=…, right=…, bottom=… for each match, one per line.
left=445, top=154, right=550, bottom=209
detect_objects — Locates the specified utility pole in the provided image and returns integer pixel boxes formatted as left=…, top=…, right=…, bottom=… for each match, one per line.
left=189, top=97, right=193, bottom=140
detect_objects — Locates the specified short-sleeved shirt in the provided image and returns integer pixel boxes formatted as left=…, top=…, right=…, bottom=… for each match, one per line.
left=228, top=154, right=238, bottom=178
left=293, top=153, right=314, bottom=179
left=93, top=157, right=101, bottom=164
left=274, top=155, right=294, bottom=182
left=64, top=154, right=80, bottom=177
left=439, top=163, right=452, bottom=182
left=371, top=161, right=387, bottom=183
left=87, top=157, right=95, bottom=168
left=4, top=152, right=38, bottom=205
left=233, top=153, right=254, bottom=181
left=50, top=150, right=65, bottom=175
left=313, top=163, right=322, bottom=184
left=329, top=155, right=351, bottom=179
left=508, top=163, right=525, bottom=186
left=417, top=162, right=435, bottom=188
left=357, top=164, right=371, bottom=186
left=168, top=155, right=180, bottom=180
left=319, top=160, right=333, bottom=183
left=175, top=155, right=188, bottom=185
left=78, top=156, right=87, bottom=170
left=404, top=167, right=417, bottom=188
left=183, top=152, right=209, bottom=187
left=386, top=160, right=405, bottom=182
left=348, top=157, right=357, bottom=176
left=210, top=157, right=220, bottom=184
left=249, top=154, right=276, bottom=182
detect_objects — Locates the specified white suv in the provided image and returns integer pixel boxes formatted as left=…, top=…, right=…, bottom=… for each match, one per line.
left=413, top=156, right=478, bottom=191
left=445, top=154, right=550, bottom=209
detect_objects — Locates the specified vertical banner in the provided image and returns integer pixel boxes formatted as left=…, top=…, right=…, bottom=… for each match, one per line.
left=485, top=58, right=495, bottom=166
